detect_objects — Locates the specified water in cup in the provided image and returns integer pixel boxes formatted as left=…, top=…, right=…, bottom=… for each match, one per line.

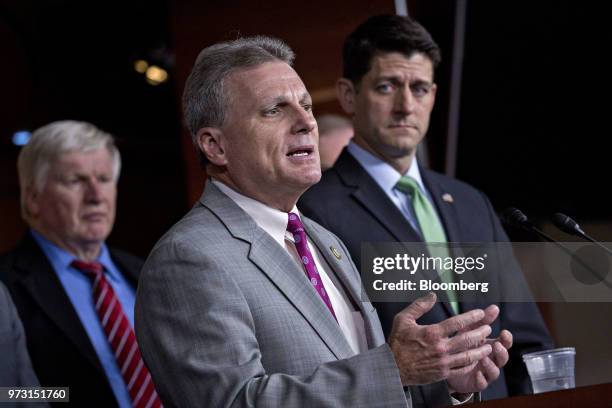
left=531, top=376, right=575, bottom=394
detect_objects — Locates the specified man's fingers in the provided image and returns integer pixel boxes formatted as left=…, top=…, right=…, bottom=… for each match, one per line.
left=448, top=344, right=492, bottom=370
left=498, top=330, right=513, bottom=349
left=482, top=329, right=513, bottom=354
left=480, top=341, right=510, bottom=367
left=448, top=360, right=478, bottom=378
left=479, top=305, right=499, bottom=326
left=402, top=292, right=437, bottom=321
left=458, top=304, right=500, bottom=333
left=447, top=325, right=491, bottom=353
left=480, top=356, right=501, bottom=383
left=491, top=341, right=510, bottom=368
left=438, top=309, right=485, bottom=336
left=474, top=369, right=488, bottom=391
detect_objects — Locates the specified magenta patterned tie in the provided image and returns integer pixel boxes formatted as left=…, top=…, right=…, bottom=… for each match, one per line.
left=287, top=212, right=337, bottom=322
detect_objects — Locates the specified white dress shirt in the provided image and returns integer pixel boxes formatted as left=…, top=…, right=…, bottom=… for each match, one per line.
left=212, top=179, right=368, bottom=355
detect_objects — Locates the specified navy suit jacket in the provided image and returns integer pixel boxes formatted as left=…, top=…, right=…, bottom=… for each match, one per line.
left=299, top=150, right=554, bottom=400
left=0, top=233, right=143, bottom=408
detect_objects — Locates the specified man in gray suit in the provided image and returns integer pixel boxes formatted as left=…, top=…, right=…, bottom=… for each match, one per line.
left=0, top=281, right=41, bottom=392
left=135, top=36, right=512, bottom=407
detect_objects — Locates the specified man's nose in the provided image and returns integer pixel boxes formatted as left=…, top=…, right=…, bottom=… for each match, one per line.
left=290, top=107, right=316, bottom=135
left=394, top=86, right=415, bottom=115
left=84, top=179, right=104, bottom=202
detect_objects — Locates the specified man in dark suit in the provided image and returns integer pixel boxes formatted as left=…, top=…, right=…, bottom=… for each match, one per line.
left=0, top=121, right=160, bottom=407
left=300, top=14, right=553, bottom=401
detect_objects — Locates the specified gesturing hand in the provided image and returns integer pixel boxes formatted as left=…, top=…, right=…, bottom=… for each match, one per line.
left=446, top=305, right=513, bottom=393
left=388, top=293, right=492, bottom=386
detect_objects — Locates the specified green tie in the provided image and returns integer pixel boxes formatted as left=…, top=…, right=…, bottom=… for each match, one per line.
left=395, top=176, right=459, bottom=314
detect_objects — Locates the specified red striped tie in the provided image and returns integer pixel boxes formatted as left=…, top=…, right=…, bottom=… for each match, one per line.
left=71, top=260, right=162, bottom=408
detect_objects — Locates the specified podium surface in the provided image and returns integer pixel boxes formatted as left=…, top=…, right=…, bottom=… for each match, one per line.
left=474, top=383, right=612, bottom=407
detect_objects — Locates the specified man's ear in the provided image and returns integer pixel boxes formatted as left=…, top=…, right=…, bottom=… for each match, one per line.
left=196, top=127, right=228, bottom=166
left=431, top=82, right=438, bottom=104
left=24, top=186, right=40, bottom=218
left=336, top=78, right=357, bottom=115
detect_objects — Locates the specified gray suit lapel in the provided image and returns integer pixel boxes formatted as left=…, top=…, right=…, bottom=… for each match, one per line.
left=303, top=220, right=362, bottom=305
left=303, top=218, right=383, bottom=349
left=200, top=182, right=354, bottom=360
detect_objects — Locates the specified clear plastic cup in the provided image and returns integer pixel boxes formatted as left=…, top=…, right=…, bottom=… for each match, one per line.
left=522, top=347, right=576, bottom=394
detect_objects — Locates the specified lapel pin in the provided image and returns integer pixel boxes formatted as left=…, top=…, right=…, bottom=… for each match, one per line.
left=442, top=193, right=454, bottom=203
left=330, top=246, right=342, bottom=260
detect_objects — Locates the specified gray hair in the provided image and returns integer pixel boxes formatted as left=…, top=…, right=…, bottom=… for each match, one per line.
left=182, top=35, right=295, bottom=165
left=18, top=120, right=121, bottom=218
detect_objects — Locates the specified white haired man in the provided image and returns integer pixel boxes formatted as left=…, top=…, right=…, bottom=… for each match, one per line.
left=0, top=121, right=161, bottom=408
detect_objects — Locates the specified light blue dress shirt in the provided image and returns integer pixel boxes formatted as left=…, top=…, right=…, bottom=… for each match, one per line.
left=347, top=142, right=441, bottom=239
left=31, top=229, right=136, bottom=408
left=347, top=145, right=467, bottom=400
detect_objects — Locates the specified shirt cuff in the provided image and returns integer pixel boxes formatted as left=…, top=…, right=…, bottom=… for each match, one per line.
left=450, top=392, right=474, bottom=405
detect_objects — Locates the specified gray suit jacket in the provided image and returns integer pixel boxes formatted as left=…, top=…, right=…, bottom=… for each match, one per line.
left=0, top=281, right=40, bottom=388
left=0, top=282, right=48, bottom=408
left=135, top=182, right=411, bottom=407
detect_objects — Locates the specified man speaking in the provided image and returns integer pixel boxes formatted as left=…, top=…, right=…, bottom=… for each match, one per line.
left=135, top=36, right=512, bottom=407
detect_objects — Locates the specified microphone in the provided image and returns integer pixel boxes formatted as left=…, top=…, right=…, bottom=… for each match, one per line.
left=502, top=208, right=610, bottom=287
left=552, top=213, right=586, bottom=236
left=501, top=207, right=556, bottom=243
left=552, top=213, right=612, bottom=257
left=501, top=207, right=532, bottom=229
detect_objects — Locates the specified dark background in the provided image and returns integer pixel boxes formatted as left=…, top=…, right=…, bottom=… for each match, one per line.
left=0, top=0, right=185, bottom=256
left=418, top=1, right=610, bottom=220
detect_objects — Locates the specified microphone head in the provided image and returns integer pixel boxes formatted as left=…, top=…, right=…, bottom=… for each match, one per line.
left=501, top=207, right=533, bottom=230
left=552, top=213, right=582, bottom=235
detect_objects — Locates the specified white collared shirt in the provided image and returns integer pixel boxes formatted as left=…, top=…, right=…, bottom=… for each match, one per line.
left=213, top=179, right=368, bottom=354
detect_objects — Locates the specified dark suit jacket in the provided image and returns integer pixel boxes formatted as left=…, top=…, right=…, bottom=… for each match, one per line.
left=0, top=233, right=143, bottom=408
left=299, top=150, right=554, bottom=400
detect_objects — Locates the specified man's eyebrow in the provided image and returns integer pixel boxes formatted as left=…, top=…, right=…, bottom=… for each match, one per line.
left=410, top=79, right=433, bottom=87
left=262, top=95, right=289, bottom=106
left=299, top=92, right=312, bottom=104
left=377, top=75, right=402, bottom=81
left=261, top=92, right=312, bottom=107
left=257, top=96, right=284, bottom=111
left=376, top=75, right=433, bottom=85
